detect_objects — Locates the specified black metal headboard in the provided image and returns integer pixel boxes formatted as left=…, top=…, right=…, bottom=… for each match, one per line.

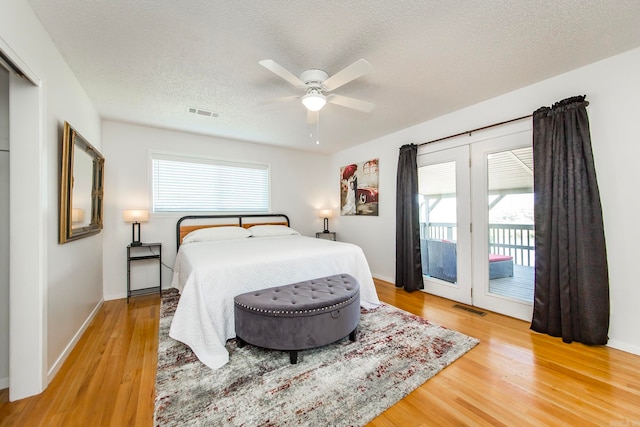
left=176, top=213, right=290, bottom=250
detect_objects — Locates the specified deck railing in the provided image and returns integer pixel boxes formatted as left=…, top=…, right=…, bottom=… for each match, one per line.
left=426, top=222, right=457, bottom=241
left=421, top=222, right=535, bottom=267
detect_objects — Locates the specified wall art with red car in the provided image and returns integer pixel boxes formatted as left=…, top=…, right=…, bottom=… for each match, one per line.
left=340, top=158, right=379, bottom=216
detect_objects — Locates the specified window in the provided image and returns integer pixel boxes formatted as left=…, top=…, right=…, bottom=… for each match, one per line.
left=151, top=153, right=270, bottom=213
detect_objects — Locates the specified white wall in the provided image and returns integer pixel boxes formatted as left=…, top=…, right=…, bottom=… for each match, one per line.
left=0, top=66, right=9, bottom=389
left=331, top=47, right=640, bottom=356
left=44, top=69, right=104, bottom=387
left=1, top=0, right=103, bottom=399
left=101, top=121, right=331, bottom=300
left=329, top=143, right=399, bottom=284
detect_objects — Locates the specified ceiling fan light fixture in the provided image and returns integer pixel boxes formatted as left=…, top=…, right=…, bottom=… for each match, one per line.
left=302, top=91, right=326, bottom=111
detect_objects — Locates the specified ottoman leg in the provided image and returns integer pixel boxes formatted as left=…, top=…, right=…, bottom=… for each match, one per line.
left=349, top=326, right=357, bottom=342
left=236, top=336, right=246, bottom=348
left=289, top=350, right=298, bottom=364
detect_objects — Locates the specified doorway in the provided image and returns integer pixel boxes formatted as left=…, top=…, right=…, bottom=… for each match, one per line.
left=1, top=42, right=46, bottom=400
left=418, top=127, right=534, bottom=321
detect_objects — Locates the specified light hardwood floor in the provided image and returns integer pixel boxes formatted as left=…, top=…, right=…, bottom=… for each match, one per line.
left=1, top=279, right=639, bottom=426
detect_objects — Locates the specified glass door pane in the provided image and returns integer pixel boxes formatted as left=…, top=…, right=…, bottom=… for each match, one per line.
left=486, top=148, right=534, bottom=303
left=471, top=131, right=534, bottom=321
left=418, top=145, right=471, bottom=305
left=419, top=161, right=458, bottom=284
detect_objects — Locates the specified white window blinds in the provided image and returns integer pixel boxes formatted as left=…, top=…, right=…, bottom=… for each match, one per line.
left=151, top=153, right=270, bottom=213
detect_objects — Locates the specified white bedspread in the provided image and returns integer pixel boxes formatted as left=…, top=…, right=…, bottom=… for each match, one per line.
left=169, top=235, right=380, bottom=369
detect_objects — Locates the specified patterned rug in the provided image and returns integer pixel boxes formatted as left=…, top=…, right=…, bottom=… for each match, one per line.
left=155, top=289, right=479, bottom=426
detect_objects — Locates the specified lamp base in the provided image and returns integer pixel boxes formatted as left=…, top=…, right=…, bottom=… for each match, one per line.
left=131, top=222, right=143, bottom=247
left=323, top=217, right=330, bottom=233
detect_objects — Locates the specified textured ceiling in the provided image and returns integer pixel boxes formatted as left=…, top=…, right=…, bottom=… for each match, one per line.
left=26, top=0, right=640, bottom=154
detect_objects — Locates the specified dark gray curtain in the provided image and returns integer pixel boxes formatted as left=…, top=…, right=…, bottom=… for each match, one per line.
left=531, top=95, right=610, bottom=345
left=396, top=144, right=423, bottom=291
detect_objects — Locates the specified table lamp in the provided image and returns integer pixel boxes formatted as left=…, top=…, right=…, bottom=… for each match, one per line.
left=318, top=209, right=333, bottom=233
left=123, top=209, right=149, bottom=246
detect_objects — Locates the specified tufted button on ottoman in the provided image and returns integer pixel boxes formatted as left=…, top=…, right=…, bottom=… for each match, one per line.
left=234, top=274, right=360, bottom=364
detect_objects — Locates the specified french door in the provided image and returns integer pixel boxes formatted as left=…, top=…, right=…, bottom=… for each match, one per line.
left=418, top=145, right=472, bottom=305
left=418, top=127, right=534, bottom=321
left=470, top=131, right=534, bottom=321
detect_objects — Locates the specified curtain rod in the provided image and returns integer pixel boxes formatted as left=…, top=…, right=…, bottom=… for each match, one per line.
left=418, top=113, right=532, bottom=147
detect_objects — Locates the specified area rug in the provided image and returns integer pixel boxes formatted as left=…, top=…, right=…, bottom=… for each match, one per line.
left=155, top=289, right=479, bottom=426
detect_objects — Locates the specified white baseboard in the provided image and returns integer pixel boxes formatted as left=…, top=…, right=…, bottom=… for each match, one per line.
left=104, top=285, right=165, bottom=302
left=103, top=292, right=126, bottom=301
left=0, top=376, right=8, bottom=390
left=607, top=339, right=640, bottom=356
left=47, top=299, right=104, bottom=383
left=372, top=273, right=394, bottom=285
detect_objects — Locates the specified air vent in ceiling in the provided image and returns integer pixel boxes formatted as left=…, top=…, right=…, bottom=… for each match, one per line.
left=188, top=107, right=220, bottom=118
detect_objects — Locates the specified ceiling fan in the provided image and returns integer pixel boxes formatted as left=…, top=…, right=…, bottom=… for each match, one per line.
left=259, top=58, right=375, bottom=116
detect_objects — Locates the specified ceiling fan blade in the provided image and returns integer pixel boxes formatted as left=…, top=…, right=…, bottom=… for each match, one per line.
left=307, top=110, right=318, bottom=124
left=327, top=94, right=375, bottom=113
left=322, top=59, right=372, bottom=92
left=259, top=60, right=306, bottom=89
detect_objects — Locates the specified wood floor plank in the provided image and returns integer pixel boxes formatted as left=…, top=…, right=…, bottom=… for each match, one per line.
left=1, top=280, right=639, bottom=426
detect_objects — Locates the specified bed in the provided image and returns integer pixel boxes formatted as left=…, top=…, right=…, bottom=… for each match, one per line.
left=168, top=214, right=380, bottom=369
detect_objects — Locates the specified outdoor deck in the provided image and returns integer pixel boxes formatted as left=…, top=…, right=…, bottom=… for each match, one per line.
left=489, top=264, right=534, bottom=302
left=422, top=222, right=536, bottom=304
left=423, top=222, right=536, bottom=303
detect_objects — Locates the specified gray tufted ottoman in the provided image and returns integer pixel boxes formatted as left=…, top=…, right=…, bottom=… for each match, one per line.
left=234, top=274, right=360, bottom=364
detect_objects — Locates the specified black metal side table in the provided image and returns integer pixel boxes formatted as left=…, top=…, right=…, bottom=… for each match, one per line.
left=315, top=232, right=337, bottom=241
left=127, top=242, right=162, bottom=302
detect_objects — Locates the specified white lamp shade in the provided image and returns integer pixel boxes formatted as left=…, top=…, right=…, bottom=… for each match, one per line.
left=302, top=92, right=327, bottom=112
left=123, top=209, right=149, bottom=223
left=71, top=208, right=85, bottom=223
left=318, top=209, right=334, bottom=219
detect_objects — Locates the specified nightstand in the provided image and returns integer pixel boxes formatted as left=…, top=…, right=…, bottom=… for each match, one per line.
left=316, top=232, right=337, bottom=241
left=127, top=242, right=162, bottom=302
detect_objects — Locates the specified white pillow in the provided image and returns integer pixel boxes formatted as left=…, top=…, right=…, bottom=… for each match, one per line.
left=182, top=226, right=252, bottom=244
left=248, top=225, right=300, bottom=237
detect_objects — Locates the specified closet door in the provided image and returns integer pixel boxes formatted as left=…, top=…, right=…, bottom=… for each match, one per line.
left=417, top=145, right=472, bottom=305
left=0, top=65, right=8, bottom=388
